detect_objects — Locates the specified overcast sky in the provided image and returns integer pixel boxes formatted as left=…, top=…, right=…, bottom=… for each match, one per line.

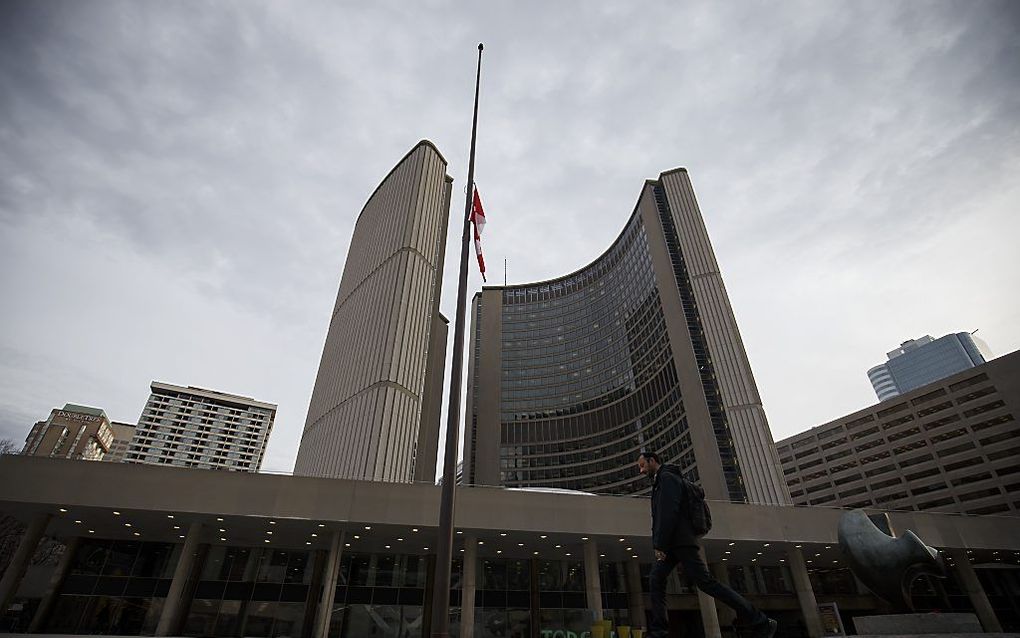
left=1, top=1, right=1017, bottom=475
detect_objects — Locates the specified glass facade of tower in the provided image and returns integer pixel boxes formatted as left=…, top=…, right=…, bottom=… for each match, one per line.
left=496, top=215, right=696, bottom=495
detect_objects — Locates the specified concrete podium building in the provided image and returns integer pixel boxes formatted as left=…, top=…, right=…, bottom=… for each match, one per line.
left=1, top=455, right=1018, bottom=636
left=463, top=168, right=789, bottom=506
left=294, top=141, right=452, bottom=483
left=779, top=349, right=1020, bottom=517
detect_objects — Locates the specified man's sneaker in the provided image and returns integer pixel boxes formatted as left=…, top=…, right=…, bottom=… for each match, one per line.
left=749, top=617, right=778, bottom=638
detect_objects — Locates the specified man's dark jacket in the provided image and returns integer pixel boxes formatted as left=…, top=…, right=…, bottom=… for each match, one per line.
left=650, top=464, right=699, bottom=549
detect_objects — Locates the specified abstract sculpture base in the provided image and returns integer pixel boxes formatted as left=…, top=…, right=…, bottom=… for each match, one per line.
left=855, top=613, right=982, bottom=635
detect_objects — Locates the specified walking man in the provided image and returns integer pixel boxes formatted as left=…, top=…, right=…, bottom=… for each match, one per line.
left=637, top=451, right=777, bottom=638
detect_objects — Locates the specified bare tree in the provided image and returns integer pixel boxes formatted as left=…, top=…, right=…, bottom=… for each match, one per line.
left=0, top=438, right=18, bottom=456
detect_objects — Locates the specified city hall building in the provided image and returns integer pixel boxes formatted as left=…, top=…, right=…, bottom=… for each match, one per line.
left=3, top=142, right=1019, bottom=636
left=463, top=169, right=790, bottom=506
left=1, top=455, right=1019, bottom=636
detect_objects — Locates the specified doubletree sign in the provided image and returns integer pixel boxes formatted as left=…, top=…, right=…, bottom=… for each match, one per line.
left=55, top=411, right=101, bottom=423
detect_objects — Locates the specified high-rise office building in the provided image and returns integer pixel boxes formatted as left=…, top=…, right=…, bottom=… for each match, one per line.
left=778, top=349, right=1020, bottom=516
left=294, top=141, right=452, bottom=482
left=123, top=382, right=276, bottom=472
left=463, top=167, right=790, bottom=505
left=867, top=332, right=989, bottom=401
left=21, top=404, right=114, bottom=461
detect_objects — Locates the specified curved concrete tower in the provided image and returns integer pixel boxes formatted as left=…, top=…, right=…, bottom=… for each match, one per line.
left=295, top=141, right=452, bottom=482
left=463, top=167, right=791, bottom=505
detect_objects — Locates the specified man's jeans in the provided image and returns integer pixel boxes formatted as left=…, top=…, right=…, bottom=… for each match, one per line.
left=648, top=546, right=765, bottom=637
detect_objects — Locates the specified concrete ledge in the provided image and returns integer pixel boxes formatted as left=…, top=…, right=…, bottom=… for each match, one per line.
left=855, top=613, right=983, bottom=635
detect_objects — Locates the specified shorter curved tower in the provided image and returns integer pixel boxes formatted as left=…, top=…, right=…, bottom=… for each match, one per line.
left=295, top=141, right=452, bottom=482
left=463, top=167, right=790, bottom=505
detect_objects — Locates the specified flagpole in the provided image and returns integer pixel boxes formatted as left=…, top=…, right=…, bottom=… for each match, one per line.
left=431, top=42, right=483, bottom=638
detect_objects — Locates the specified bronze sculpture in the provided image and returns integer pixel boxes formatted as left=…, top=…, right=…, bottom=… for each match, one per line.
left=836, top=509, right=946, bottom=611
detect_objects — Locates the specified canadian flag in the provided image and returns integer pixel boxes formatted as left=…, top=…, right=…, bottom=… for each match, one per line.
left=471, top=187, right=486, bottom=282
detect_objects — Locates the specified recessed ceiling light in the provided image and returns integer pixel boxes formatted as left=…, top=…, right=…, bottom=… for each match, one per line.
left=757, top=552, right=763, bottom=555
left=619, top=538, right=625, bottom=542
left=728, top=542, right=735, bottom=546
left=424, top=547, right=429, bottom=551
left=306, top=542, right=311, bottom=545
left=124, top=523, right=132, bottom=527
left=318, top=523, right=325, bottom=527
left=599, top=554, right=605, bottom=558
left=59, top=508, right=67, bottom=513
left=220, top=537, right=226, bottom=541
left=167, top=515, right=174, bottom=519
left=795, top=544, right=802, bottom=548
left=179, top=535, right=184, bottom=539
left=398, top=538, right=404, bottom=541
left=456, top=530, right=462, bottom=535
left=533, top=551, right=539, bottom=555
left=365, top=526, right=371, bottom=530
left=113, top=511, right=121, bottom=516
left=632, top=555, right=638, bottom=559
left=311, top=533, right=318, bottom=538
left=518, top=543, right=524, bottom=547
left=626, top=547, right=632, bottom=551
left=269, top=521, right=276, bottom=525
left=565, top=553, right=571, bottom=556
left=353, top=535, right=360, bottom=540
left=540, top=535, right=547, bottom=539
left=722, top=557, right=728, bottom=561
left=763, top=543, right=770, bottom=547
left=496, top=550, right=502, bottom=554
left=725, top=551, right=731, bottom=555
left=74, top=520, right=82, bottom=524
left=500, top=533, right=507, bottom=537
left=216, top=518, right=223, bottom=522
left=751, top=558, right=757, bottom=562
left=460, top=549, right=464, bottom=553
left=385, top=545, right=391, bottom=549
left=345, top=543, right=351, bottom=547
left=173, top=526, right=180, bottom=530
left=264, top=539, right=270, bottom=543
left=266, top=531, right=273, bottom=535
left=412, top=528, right=419, bottom=532
left=133, top=532, right=140, bottom=537
left=219, top=528, right=226, bottom=533
left=555, top=545, right=562, bottom=548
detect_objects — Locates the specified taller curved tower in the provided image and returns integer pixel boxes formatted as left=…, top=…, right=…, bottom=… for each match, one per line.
left=295, top=141, right=452, bottom=482
left=463, top=167, right=790, bottom=505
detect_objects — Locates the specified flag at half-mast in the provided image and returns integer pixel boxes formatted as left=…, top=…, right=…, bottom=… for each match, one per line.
left=471, top=186, right=487, bottom=282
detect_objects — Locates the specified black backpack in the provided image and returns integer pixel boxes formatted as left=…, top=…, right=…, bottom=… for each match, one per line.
left=682, top=478, right=713, bottom=536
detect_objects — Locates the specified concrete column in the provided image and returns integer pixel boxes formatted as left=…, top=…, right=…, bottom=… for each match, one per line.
left=0, top=512, right=50, bottom=615
left=461, top=535, right=477, bottom=638
left=29, top=535, right=80, bottom=632
left=697, top=549, right=722, bottom=638
left=625, top=558, right=646, bottom=630
left=156, top=521, right=203, bottom=636
left=312, top=530, right=346, bottom=638
left=583, top=539, right=604, bottom=624
left=949, top=549, right=1003, bottom=632
left=786, top=546, right=823, bottom=638
left=711, top=561, right=736, bottom=628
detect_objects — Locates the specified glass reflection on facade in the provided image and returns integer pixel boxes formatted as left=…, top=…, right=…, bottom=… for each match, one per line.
left=491, top=214, right=696, bottom=495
